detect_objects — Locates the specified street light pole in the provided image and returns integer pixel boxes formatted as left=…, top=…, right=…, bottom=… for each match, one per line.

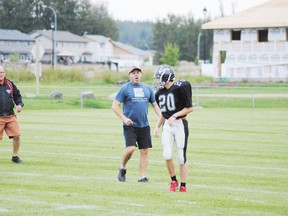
left=51, top=22, right=55, bottom=69
left=197, top=32, right=202, bottom=61
left=43, top=5, right=57, bottom=69
left=203, top=7, right=207, bottom=64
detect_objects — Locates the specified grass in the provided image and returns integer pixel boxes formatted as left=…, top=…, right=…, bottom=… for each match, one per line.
left=16, top=84, right=288, bottom=110
left=0, top=108, right=287, bottom=215
left=196, top=97, right=288, bottom=108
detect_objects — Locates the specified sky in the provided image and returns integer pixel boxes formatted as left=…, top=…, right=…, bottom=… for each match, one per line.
left=93, top=0, right=270, bottom=22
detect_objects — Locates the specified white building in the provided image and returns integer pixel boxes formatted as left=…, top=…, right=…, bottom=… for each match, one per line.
left=111, top=41, right=153, bottom=70
left=30, top=30, right=87, bottom=64
left=82, top=34, right=113, bottom=63
left=83, top=34, right=153, bottom=70
left=0, top=29, right=35, bottom=62
left=202, top=0, right=288, bottom=81
left=29, top=30, right=153, bottom=69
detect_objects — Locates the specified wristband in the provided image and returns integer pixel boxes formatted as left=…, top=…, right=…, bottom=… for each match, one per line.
left=172, top=114, right=177, bottom=119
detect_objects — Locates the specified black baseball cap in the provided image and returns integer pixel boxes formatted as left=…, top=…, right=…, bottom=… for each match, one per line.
left=129, top=67, right=142, bottom=74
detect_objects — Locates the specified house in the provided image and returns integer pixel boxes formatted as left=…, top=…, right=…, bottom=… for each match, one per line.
left=29, top=30, right=153, bottom=69
left=0, top=29, right=35, bottom=62
left=30, top=30, right=87, bottom=64
left=202, top=0, right=288, bottom=81
left=112, top=41, right=153, bottom=69
left=82, top=34, right=113, bottom=63
left=83, top=34, right=153, bottom=70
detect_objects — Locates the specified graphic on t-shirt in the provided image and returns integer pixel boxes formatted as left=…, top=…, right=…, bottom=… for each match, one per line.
left=134, top=88, right=144, bottom=97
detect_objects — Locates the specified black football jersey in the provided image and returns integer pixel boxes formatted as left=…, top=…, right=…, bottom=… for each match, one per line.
left=155, top=80, right=192, bottom=119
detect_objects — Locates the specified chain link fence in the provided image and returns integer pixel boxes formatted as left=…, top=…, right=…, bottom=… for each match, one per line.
left=19, top=85, right=288, bottom=109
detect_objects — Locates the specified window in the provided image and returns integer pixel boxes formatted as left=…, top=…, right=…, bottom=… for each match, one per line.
left=231, top=30, right=241, bottom=41
left=258, top=29, right=268, bottom=42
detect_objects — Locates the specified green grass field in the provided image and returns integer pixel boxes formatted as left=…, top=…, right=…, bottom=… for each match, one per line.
left=0, top=108, right=287, bottom=215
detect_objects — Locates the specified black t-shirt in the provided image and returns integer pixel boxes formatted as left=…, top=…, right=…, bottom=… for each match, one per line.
left=155, top=80, right=192, bottom=119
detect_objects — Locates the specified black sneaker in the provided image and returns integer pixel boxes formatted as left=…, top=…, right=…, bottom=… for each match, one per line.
left=11, top=156, right=23, bottom=164
left=138, top=177, right=149, bottom=183
left=118, top=168, right=126, bottom=182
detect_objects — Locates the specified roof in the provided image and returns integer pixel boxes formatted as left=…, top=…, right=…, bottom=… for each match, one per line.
left=0, top=29, right=35, bottom=41
left=113, top=41, right=152, bottom=56
left=202, top=0, right=288, bottom=30
left=83, top=34, right=111, bottom=43
left=31, top=30, right=87, bottom=43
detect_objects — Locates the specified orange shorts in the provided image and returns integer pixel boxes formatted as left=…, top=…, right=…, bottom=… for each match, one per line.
left=0, top=114, right=20, bottom=139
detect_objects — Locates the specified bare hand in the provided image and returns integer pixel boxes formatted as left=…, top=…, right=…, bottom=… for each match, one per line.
left=16, top=105, right=22, bottom=113
left=154, top=127, right=159, bottom=138
left=124, top=117, right=133, bottom=126
left=168, top=116, right=175, bottom=127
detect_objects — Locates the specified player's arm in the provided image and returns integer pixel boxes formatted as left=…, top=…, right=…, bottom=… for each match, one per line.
left=151, top=101, right=162, bottom=117
left=168, top=82, right=193, bottom=126
left=154, top=115, right=165, bottom=138
left=172, top=107, right=193, bottom=119
left=172, top=81, right=193, bottom=118
left=167, top=107, right=193, bottom=127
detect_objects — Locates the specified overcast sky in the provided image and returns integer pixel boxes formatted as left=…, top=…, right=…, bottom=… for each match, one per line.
left=93, top=0, right=270, bottom=22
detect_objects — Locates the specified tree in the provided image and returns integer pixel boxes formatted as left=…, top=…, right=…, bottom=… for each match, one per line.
left=177, top=14, right=201, bottom=62
left=152, top=14, right=181, bottom=64
left=152, top=13, right=213, bottom=64
left=0, top=0, right=36, bottom=32
left=117, top=21, right=153, bottom=50
left=0, top=0, right=118, bottom=39
left=81, top=2, right=118, bottom=40
left=160, top=42, right=179, bottom=66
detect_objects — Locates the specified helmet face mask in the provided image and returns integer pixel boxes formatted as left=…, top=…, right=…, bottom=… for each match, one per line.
left=154, top=65, right=175, bottom=89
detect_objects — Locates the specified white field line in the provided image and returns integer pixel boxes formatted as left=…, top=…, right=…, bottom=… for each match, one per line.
left=175, top=200, right=199, bottom=205
left=0, top=198, right=53, bottom=206
left=55, top=204, right=99, bottom=210
left=0, top=198, right=162, bottom=216
left=1, top=171, right=287, bottom=197
left=232, top=197, right=266, bottom=204
left=19, top=150, right=288, bottom=172
left=20, top=150, right=121, bottom=159
left=0, top=208, right=9, bottom=212
left=196, top=93, right=288, bottom=98
left=0, top=171, right=106, bottom=181
left=111, top=201, right=145, bottom=207
left=192, top=184, right=288, bottom=196
left=175, top=198, right=266, bottom=205
left=190, top=162, right=288, bottom=172
left=55, top=204, right=151, bottom=216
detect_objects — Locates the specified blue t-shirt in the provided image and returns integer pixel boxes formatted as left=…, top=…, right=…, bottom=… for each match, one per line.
left=115, top=82, right=156, bottom=128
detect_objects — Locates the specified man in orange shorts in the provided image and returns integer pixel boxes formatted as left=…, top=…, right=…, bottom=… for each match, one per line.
left=0, top=66, right=24, bottom=163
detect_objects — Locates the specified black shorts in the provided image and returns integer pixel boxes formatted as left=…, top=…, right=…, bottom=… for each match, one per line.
left=123, top=125, right=152, bottom=149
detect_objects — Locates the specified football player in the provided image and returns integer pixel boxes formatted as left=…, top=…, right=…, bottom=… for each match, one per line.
left=154, top=65, right=193, bottom=192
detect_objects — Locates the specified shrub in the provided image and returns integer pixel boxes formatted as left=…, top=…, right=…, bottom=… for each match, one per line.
left=5, top=68, right=35, bottom=82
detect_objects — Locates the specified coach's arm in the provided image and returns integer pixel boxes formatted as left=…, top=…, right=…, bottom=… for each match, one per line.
left=111, top=99, right=133, bottom=126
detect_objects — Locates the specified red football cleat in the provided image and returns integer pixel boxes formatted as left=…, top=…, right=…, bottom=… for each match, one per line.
left=169, top=180, right=179, bottom=192
left=179, top=186, right=187, bottom=192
